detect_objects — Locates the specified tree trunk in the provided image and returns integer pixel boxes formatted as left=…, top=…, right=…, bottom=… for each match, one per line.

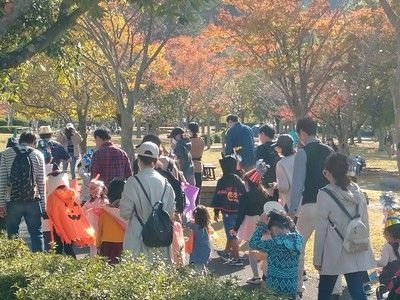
left=393, top=37, right=400, bottom=149
left=77, top=113, right=88, bottom=154
left=378, top=127, right=385, bottom=151
left=120, top=110, right=134, bottom=163
left=206, top=114, right=211, bottom=150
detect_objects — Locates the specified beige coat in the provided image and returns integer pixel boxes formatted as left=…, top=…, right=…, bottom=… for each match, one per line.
left=57, top=131, right=83, bottom=159
left=313, top=182, right=376, bottom=275
left=120, top=168, right=175, bottom=262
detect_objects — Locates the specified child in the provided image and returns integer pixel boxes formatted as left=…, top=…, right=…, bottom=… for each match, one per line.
left=185, top=205, right=214, bottom=271
left=378, top=192, right=400, bottom=287
left=46, top=166, right=95, bottom=256
left=377, top=223, right=400, bottom=287
left=229, top=163, right=269, bottom=283
left=249, top=210, right=303, bottom=298
left=97, top=179, right=126, bottom=264
left=82, top=178, right=109, bottom=257
left=211, top=155, right=246, bottom=266
left=77, top=149, right=93, bottom=205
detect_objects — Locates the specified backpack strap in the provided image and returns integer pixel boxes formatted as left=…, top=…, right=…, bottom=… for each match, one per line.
left=133, top=176, right=168, bottom=227
left=321, top=187, right=354, bottom=220
left=321, top=187, right=356, bottom=242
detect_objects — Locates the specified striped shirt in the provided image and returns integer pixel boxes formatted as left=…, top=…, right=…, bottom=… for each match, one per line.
left=0, top=144, right=46, bottom=210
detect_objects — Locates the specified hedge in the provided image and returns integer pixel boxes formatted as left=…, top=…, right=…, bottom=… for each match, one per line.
left=0, top=237, right=283, bottom=300
left=0, top=126, right=29, bottom=134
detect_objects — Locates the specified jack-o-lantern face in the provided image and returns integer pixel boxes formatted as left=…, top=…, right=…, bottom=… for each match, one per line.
left=65, top=202, right=81, bottom=220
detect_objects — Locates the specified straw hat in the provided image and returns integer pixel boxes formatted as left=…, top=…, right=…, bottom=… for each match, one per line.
left=38, top=126, right=53, bottom=135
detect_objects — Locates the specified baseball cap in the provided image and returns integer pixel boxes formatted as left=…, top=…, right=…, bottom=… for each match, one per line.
left=263, top=201, right=285, bottom=214
left=271, top=134, right=294, bottom=148
left=66, top=123, right=75, bottom=129
left=167, top=127, right=184, bottom=138
left=137, top=141, right=159, bottom=159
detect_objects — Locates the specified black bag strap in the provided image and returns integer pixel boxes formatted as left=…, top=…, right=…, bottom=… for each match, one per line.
left=322, top=187, right=360, bottom=242
left=133, top=176, right=168, bottom=227
left=321, top=187, right=359, bottom=220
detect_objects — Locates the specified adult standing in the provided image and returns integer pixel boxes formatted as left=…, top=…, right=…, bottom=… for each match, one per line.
left=0, top=131, right=46, bottom=252
left=289, top=117, right=334, bottom=294
left=168, top=127, right=195, bottom=185
left=90, top=127, right=132, bottom=188
left=120, top=142, right=175, bottom=262
left=188, top=122, right=205, bottom=205
left=57, top=123, right=82, bottom=179
left=256, top=124, right=280, bottom=201
left=271, top=134, right=295, bottom=208
left=314, top=153, right=375, bottom=300
left=38, top=125, right=70, bottom=175
left=225, top=114, right=255, bottom=172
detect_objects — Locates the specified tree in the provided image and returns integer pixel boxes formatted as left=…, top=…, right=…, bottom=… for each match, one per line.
left=379, top=0, right=400, bottom=145
left=0, top=0, right=101, bottom=70
left=79, top=0, right=210, bottom=160
left=216, top=0, right=354, bottom=119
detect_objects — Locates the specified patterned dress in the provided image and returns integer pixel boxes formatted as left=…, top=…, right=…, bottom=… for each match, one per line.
left=249, top=224, right=303, bottom=296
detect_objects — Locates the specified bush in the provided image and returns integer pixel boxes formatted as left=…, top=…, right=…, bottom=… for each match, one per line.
left=0, top=236, right=283, bottom=300
left=213, top=134, right=221, bottom=144
left=201, top=134, right=213, bottom=145
left=0, top=126, right=28, bottom=134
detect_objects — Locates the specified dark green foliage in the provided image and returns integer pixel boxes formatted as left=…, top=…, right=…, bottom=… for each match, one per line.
left=0, top=236, right=283, bottom=300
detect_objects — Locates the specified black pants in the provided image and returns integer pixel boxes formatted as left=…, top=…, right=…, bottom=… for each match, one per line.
left=54, top=231, right=76, bottom=258
left=194, top=172, right=202, bottom=206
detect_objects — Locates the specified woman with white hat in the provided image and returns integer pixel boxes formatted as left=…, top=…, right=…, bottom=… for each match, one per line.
left=57, top=123, right=82, bottom=179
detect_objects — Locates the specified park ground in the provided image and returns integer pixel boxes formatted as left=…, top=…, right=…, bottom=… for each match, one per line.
left=5, top=133, right=399, bottom=299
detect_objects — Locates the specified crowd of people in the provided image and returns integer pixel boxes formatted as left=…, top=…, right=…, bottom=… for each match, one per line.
left=0, top=117, right=399, bottom=300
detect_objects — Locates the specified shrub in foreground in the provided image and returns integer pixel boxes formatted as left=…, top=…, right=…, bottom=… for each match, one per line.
left=0, top=237, right=283, bottom=300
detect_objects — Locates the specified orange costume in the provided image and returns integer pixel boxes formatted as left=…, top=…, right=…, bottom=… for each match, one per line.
left=47, top=187, right=95, bottom=247
left=96, top=209, right=125, bottom=248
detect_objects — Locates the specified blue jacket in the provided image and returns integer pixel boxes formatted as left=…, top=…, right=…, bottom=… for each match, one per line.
left=225, top=123, right=255, bottom=167
left=249, top=224, right=303, bottom=296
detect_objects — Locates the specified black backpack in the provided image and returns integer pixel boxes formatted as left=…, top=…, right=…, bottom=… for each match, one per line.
left=133, top=176, right=173, bottom=248
left=9, top=147, right=35, bottom=202
left=37, top=139, right=53, bottom=164
left=157, top=161, right=185, bottom=213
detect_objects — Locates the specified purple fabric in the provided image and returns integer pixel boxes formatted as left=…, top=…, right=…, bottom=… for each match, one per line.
left=182, top=183, right=199, bottom=219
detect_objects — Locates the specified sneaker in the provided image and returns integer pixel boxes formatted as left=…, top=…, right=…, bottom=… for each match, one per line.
left=246, top=277, right=261, bottom=284
left=216, top=250, right=231, bottom=261
left=229, top=258, right=244, bottom=266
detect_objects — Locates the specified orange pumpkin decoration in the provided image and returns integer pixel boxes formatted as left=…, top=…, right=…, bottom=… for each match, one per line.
left=46, top=187, right=95, bottom=247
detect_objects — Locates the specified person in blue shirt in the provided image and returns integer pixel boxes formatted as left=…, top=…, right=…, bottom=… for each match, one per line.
left=249, top=210, right=303, bottom=299
left=224, top=114, right=255, bottom=172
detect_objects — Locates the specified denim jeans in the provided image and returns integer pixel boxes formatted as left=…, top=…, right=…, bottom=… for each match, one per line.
left=6, top=201, right=44, bottom=252
left=318, top=271, right=367, bottom=300
left=63, top=156, right=77, bottom=179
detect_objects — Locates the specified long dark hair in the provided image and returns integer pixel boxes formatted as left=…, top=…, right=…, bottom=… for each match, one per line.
left=65, top=127, right=74, bottom=139
left=324, top=153, right=350, bottom=191
left=385, top=224, right=400, bottom=260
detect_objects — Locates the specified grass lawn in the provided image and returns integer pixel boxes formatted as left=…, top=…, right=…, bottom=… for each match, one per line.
left=2, top=133, right=396, bottom=275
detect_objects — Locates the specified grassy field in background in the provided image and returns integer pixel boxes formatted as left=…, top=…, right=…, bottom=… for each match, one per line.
left=1, top=133, right=396, bottom=274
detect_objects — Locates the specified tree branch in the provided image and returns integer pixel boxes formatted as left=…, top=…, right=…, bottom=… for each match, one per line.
left=0, top=3, right=95, bottom=70
left=379, top=0, right=400, bottom=36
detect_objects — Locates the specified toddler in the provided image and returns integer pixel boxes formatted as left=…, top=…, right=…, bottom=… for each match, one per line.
left=82, top=178, right=109, bottom=257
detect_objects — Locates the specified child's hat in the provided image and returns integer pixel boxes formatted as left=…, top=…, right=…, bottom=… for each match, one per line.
left=244, top=159, right=269, bottom=185
left=47, top=164, right=69, bottom=195
left=380, top=192, right=400, bottom=228
left=263, top=201, right=285, bottom=214
left=89, top=178, right=106, bottom=199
